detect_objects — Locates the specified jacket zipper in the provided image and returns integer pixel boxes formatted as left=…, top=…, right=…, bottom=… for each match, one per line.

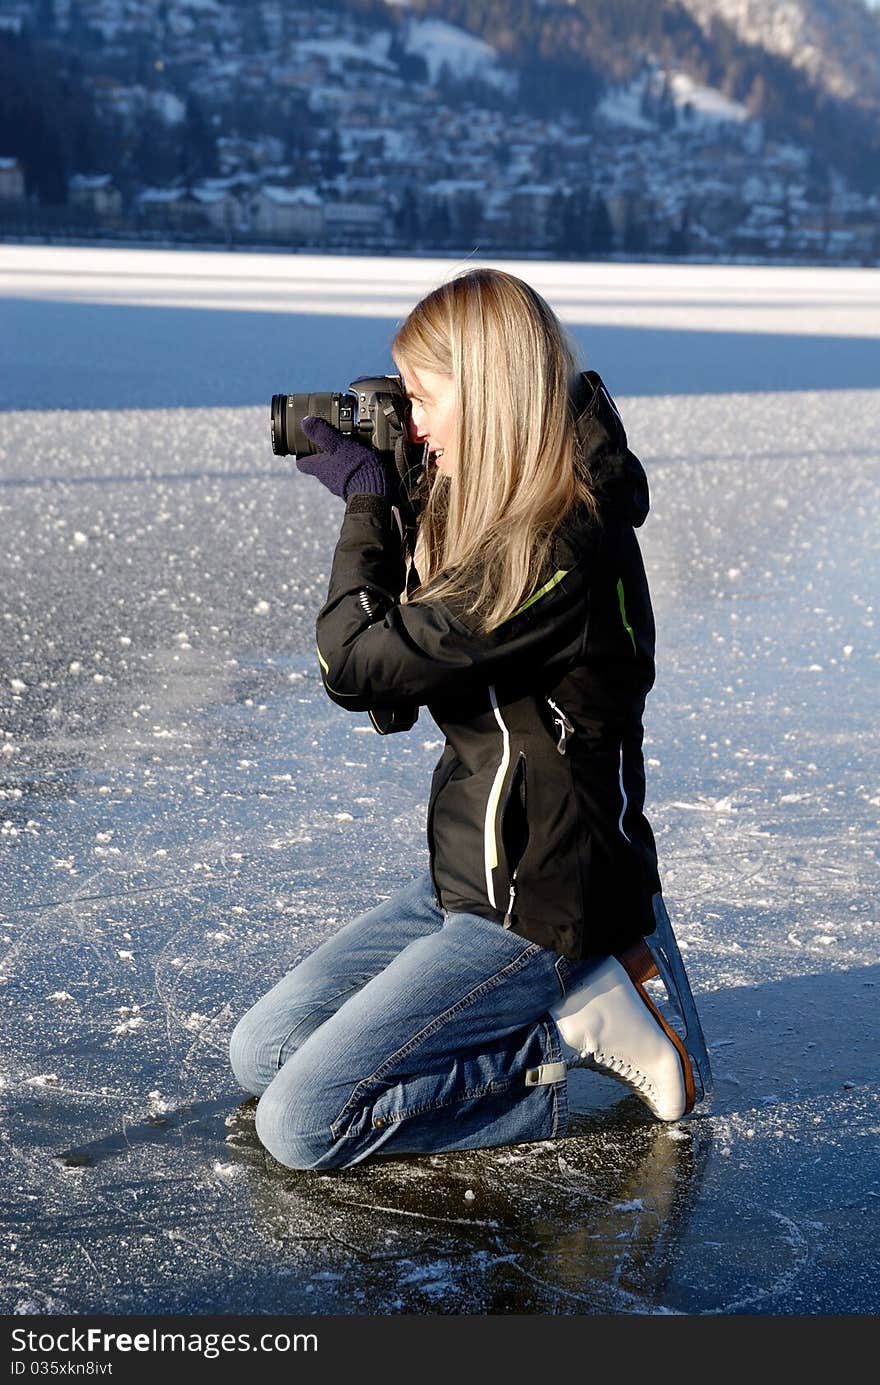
left=484, top=686, right=512, bottom=910
left=545, top=696, right=575, bottom=754
left=502, top=751, right=528, bottom=928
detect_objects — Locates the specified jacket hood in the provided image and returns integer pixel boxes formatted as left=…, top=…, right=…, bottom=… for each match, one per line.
left=571, top=371, right=650, bottom=529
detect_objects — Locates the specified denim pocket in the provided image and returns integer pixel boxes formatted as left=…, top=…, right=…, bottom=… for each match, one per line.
left=553, top=955, right=580, bottom=998
left=447, top=908, right=542, bottom=963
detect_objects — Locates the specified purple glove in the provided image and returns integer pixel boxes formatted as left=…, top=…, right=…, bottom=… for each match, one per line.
left=297, top=416, right=389, bottom=499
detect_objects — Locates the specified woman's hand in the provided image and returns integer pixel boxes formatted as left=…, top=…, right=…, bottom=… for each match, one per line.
left=297, top=416, right=389, bottom=500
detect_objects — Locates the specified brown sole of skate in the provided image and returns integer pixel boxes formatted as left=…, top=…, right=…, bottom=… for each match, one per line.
left=615, top=939, right=697, bottom=1116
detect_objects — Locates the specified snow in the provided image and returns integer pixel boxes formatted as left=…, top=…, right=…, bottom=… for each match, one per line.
left=293, top=36, right=398, bottom=75
left=69, top=174, right=114, bottom=192
left=668, top=72, right=750, bottom=123
left=595, top=83, right=656, bottom=132
left=259, top=184, right=322, bottom=207
left=148, top=90, right=186, bottom=127
left=598, top=69, right=751, bottom=132
left=401, top=18, right=517, bottom=93
left=0, top=245, right=877, bottom=1314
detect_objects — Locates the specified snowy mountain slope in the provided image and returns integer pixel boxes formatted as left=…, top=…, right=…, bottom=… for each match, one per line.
left=679, top=0, right=880, bottom=107
left=401, top=16, right=517, bottom=90
left=596, top=68, right=752, bottom=133
left=385, top=0, right=880, bottom=188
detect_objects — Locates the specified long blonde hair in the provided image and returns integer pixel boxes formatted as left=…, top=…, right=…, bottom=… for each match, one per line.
left=392, top=268, right=596, bottom=634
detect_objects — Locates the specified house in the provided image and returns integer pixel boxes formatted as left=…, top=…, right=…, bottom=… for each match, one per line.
left=323, top=199, right=387, bottom=244
left=252, top=185, right=324, bottom=240
left=0, top=157, right=25, bottom=202
left=508, top=184, right=556, bottom=245
left=190, top=184, right=243, bottom=234
left=137, top=187, right=210, bottom=230
left=68, top=174, right=123, bottom=221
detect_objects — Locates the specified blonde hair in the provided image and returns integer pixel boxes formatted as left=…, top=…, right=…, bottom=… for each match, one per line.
left=392, top=267, right=596, bottom=634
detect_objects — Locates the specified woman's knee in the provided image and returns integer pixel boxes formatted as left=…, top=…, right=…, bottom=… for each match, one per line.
left=229, top=1009, right=274, bottom=1096
left=253, top=1063, right=355, bottom=1171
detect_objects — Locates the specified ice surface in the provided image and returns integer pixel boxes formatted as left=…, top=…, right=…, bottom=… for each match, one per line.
left=0, top=249, right=877, bottom=1314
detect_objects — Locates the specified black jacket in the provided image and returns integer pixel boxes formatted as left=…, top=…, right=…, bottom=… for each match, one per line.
left=314, top=373, right=661, bottom=960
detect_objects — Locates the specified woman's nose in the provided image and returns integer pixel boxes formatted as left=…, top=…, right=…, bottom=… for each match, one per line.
left=408, top=412, right=427, bottom=443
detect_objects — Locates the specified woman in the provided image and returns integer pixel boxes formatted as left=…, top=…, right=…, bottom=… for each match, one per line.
left=229, top=268, right=711, bottom=1170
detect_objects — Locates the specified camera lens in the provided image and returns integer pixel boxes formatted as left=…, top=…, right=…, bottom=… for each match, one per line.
left=269, top=392, right=360, bottom=457
left=270, top=394, right=290, bottom=455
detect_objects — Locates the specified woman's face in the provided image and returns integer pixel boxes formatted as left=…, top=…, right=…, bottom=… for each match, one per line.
left=400, top=365, right=458, bottom=476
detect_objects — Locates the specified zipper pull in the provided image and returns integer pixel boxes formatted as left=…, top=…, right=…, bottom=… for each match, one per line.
left=503, top=876, right=517, bottom=928
left=545, top=696, right=574, bottom=755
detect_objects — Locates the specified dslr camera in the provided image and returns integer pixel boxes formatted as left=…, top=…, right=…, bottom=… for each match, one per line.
left=270, top=374, right=411, bottom=460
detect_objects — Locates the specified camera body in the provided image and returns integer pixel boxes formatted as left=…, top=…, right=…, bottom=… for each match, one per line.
left=270, top=374, right=410, bottom=459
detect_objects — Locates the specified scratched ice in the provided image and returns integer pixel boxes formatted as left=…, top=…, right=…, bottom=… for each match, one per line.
left=0, top=249, right=877, bottom=1314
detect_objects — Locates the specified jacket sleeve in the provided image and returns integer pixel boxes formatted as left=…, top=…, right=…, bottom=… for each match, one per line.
left=315, top=494, right=587, bottom=714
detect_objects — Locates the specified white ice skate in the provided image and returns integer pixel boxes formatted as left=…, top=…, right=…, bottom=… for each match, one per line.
left=549, top=896, right=712, bottom=1122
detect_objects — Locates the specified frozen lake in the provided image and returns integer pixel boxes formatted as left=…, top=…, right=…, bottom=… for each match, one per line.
left=0, top=247, right=878, bottom=1314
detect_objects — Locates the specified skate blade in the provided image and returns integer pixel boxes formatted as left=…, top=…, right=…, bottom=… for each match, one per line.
left=645, top=894, right=714, bottom=1108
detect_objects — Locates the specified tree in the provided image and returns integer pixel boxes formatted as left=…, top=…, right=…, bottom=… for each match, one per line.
left=320, top=128, right=343, bottom=180
left=394, top=195, right=423, bottom=248
left=130, top=112, right=181, bottom=186
left=666, top=207, right=691, bottom=257
left=554, top=184, right=593, bottom=258
left=429, top=199, right=453, bottom=249
left=387, top=27, right=429, bottom=83
left=182, top=97, right=218, bottom=180
left=623, top=203, right=648, bottom=254
left=451, top=191, right=483, bottom=246
left=0, top=33, right=70, bottom=204
left=589, top=193, right=615, bottom=254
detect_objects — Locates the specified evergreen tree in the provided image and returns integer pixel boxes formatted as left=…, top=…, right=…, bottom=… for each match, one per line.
left=183, top=97, right=218, bottom=180
left=394, top=194, right=423, bottom=248
left=0, top=34, right=68, bottom=204
left=387, top=26, right=429, bottom=86
left=430, top=199, right=453, bottom=249
left=131, top=111, right=181, bottom=186
left=321, top=128, right=343, bottom=180
left=623, top=203, right=648, bottom=254
left=666, top=208, right=691, bottom=257
left=554, top=184, right=592, bottom=258
left=657, top=73, right=677, bottom=131
left=589, top=193, right=614, bottom=254
left=451, top=191, right=483, bottom=246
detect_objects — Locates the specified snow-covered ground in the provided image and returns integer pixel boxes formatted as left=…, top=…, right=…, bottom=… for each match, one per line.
left=0, top=247, right=877, bottom=1314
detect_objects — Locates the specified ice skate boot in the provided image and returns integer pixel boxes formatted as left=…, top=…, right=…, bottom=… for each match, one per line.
left=550, top=950, right=696, bottom=1122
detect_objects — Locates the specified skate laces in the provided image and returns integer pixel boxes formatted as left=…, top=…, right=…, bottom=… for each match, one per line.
left=581, top=1047, right=658, bottom=1103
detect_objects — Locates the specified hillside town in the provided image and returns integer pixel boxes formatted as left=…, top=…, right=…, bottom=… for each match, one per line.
left=0, top=0, right=877, bottom=262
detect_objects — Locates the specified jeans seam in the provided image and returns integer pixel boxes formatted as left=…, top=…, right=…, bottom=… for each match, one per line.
left=554, top=956, right=569, bottom=999
left=346, top=1075, right=519, bottom=1133
left=273, top=981, right=367, bottom=1070
left=329, top=940, right=544, bottom=1137
left=542, top=1018, right=569, bottom=1137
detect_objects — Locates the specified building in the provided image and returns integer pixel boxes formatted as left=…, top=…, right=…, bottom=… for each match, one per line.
left=0, top=157, right=25, bottom=202
left=323, top=199, right=388, bottom=245
left=69, top=174, right=123, bottom=222
left=251, top=185, right=324, bottom=240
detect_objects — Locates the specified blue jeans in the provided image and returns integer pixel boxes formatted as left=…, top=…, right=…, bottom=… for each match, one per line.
left=229, top=870, right=597, bottom=1170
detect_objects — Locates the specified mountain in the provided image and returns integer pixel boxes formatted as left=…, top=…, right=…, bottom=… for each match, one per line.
left=0, top=0, right=877, bottom=260
left=391, top=0, right=880, bottom=189
left=678, top=0, right=880, bottom=110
